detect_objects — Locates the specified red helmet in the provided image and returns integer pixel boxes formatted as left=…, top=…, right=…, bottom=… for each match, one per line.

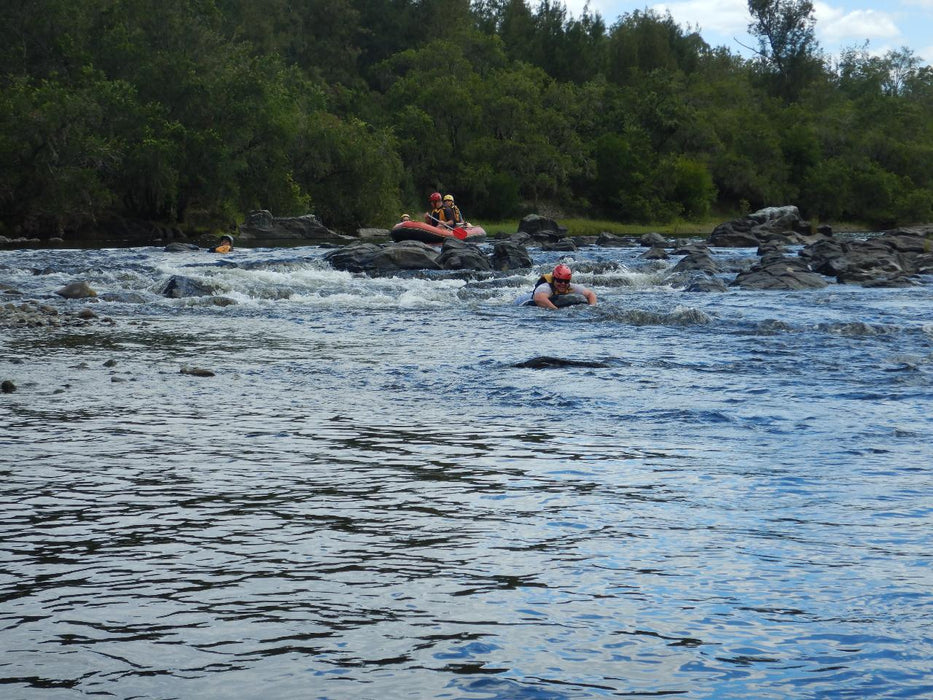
left=553, top=264, right=572, bottom=282
left=430, top=191, right=442, bottom=202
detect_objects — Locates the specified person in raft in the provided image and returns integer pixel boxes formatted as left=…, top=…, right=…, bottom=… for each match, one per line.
left=424, top=191, right=455, bottom=228
left=532, top=263, right=597, bottom=309
left=208, top=234, right=234, bottom=253
left=443, top=194, right=468, bottom=226
left=400, top=213, right=411, bottom=222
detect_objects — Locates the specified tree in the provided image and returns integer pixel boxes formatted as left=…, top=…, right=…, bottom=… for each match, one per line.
left=291, top=112, right=402, bottom=230
left=747, top=0, right=822, bottom=100
left=607, top=9, right=705, bottom=88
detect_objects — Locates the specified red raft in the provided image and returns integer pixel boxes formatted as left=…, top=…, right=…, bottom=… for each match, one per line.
left=391, top=220, right=486, bottom=244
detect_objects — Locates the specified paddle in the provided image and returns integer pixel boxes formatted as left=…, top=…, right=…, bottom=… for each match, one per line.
left=452, top=227, right=468, bottom=240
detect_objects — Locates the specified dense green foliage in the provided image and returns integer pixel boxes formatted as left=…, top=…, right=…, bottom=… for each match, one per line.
left=2, top=0, right=932, bottom=236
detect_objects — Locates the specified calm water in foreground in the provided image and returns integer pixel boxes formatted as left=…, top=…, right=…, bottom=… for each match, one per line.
left=1, top=241, right=931, bottom=699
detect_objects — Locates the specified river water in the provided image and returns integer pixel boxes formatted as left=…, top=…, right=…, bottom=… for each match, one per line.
left=1, top=241, right=931, bottom=699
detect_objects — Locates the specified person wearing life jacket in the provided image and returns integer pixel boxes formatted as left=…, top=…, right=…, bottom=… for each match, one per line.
left=532, top=263, right=597, bottom=309
left=424, top=191, right=455, bottom=228
left=209, top=234, right=234, bottom=253
left=443, top=194, right=468, bottom=226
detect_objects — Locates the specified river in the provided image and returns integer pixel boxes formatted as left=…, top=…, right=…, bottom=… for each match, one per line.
left=1, top=240, right=931, bottom=699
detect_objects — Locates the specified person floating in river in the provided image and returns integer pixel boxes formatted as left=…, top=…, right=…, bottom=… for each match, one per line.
left=208, top=234, right=234, bottom=254
left=532, top=263, right=597, bottom=309
left=424, top=191, right=455, bottom=228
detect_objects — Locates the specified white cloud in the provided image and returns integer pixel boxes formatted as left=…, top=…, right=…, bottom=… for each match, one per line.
left=814, top=3, right=901, bottom=43
left=652, top=0, right=750, bottom=35
left=563, top=0, right=749, bottom=35
left=552, top=0, right=928, bottom=61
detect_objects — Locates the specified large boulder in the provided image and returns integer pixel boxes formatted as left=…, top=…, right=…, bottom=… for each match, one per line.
left=323, top=240, right=440, bottom=276
left=55, top=281, right=98, bottom=299
left=435, top=239, right=492, bottom=271
left=518, top=214, right=567, bottom=238
left=640, top=232, right=669, bottom=247
left=322, top=241, right=382, bottom=273
left=709, top=205, right=814, bottom=247
left=732, top=255, right=828, bottom=289
left=542, top=238, right=578, bottom=252
left=671, top=250, right=719, bottom=275
left=370, top=242, right=441, bottom=274
left=237, top=210, right=355, bottom=245
left=595, top=232, right=635, bottom=247
left=490, top=240, right=533, bottom=271
left=160, top=275, right=214, bottom=298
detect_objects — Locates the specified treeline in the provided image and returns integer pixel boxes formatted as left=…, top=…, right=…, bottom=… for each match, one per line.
left=2, top=0, right=932, bottom=237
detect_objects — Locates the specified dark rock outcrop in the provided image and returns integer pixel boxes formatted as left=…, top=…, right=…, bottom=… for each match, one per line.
left=542, top=238, right=578, bottom=252
left=237, top=210, right=355, bottom=246
left=595, top=232, right=635, bottom=247
left=323, top=237, right=533, bottom=277
left=641, top=246, right=669, bottom=260
left=436, top=239, right=493, bottom=271
left=160, top=275, right=214, bottom=298
left=640, top=232, right=668, bottom=247
left=518, top=214, right=567, bottom=239
left=799, top=228, right=933, bottom=286
left=709, top=205, right=816, bottom=248
left=672, top=250, right=719, bottom=275
left=490, top=240, right=533, bottom=271
left=322, top=242, right=383, bottom=273
left=370, top=241, right=441, bottom=273
left=732, top=255, right=828, bottom=290
left=324, top=240, right=441, bottom=274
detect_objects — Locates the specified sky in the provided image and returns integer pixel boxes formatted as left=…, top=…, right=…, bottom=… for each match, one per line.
left=562, top=0, right=933, bottom=65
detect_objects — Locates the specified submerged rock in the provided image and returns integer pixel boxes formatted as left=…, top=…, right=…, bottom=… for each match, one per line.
left=160, top=275, right=214, bottom=298
left=513, top=356, right=610, bottom=369
left=732, top=255, right=828, bottom=290
left=56, top=281, right=97, bottom=299
left=180, top=366, right=215, bottom=377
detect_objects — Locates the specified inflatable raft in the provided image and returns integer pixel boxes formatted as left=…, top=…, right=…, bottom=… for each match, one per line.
left=391, top=220, right=486, bottom=244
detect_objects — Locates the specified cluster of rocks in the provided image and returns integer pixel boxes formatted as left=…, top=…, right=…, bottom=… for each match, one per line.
left=1, top=278, right=117, bottom=328
left=324, top=237, right=532, bottom=275
left=708, top=205, right=827, bottom=247
left=699, top=206, right=932, bottom=289
left=323, top=214, right=667, bottom=276
left=0, top=300, right=112, bottom=329
left=319, top=206, right=932, bottom=290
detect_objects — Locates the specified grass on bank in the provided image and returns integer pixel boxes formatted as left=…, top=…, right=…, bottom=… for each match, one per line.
left=479, top=217, right=722, bottom=238
left=479, top=216, right=873, bottom=238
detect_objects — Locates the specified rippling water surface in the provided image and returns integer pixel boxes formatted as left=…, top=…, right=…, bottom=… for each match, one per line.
left=1, top=243, right=932, bottom=699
